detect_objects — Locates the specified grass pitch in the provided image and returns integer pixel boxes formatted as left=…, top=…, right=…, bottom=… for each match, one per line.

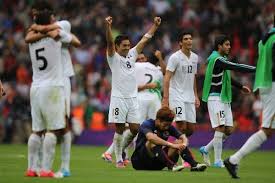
left=0, top=144, right=274, bottom=183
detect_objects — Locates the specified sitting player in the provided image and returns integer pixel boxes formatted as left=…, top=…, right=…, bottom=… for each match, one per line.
left=131, top=107, right=207, bottom=171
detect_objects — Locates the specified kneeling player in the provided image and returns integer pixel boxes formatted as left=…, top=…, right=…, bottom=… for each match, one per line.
left=131, top=107, right=207, bottom=171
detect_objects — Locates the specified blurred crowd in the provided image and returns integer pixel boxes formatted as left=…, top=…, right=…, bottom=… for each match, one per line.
left=0, top=0, right=273, bottom=143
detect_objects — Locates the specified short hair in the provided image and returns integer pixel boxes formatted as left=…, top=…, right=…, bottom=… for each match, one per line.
left=214, top=35, right=230, bottom=51
left=148, top=53, right=159, bottom=65
left=35, top=9, right=52, bottom=25
left=114, top=35, right=130, bottom=46
left=156, top=107, right=175, bottom=122
left=177, top=30, right=193, bottom=43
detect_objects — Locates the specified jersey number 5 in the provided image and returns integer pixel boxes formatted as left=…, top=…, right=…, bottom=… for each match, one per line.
left=35, top=48, right=48, bottom=71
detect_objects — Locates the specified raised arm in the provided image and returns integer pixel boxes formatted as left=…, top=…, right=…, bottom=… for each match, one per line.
left=105, top=16, right=115, bottom=57
left=136, top=17, right=161, bottom=54
left=154, top=50, right=166, bottom=74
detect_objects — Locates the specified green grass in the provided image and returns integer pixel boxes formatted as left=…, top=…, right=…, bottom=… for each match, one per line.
left=0, top=144, right=274, bottom=183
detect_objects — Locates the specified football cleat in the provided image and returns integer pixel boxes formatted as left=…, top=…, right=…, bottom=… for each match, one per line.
left=199, top=146, right=211, bottom=166
left=39, top=170, right=55, bottom=178
left=101, top=152, right=113, bottom=163
left=224, top=158, right=240, bottom=179
left=213, top=160, right=225, bottom=168
left=190, top=163, right=207, bottom=172
left=25, top=169, right=38, bottom=177
left=172, top=165, right=184, bottom=172
left=116, top=161, right=126, bottom=168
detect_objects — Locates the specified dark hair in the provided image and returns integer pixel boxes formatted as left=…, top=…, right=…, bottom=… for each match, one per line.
left=148, top=53, right=159, bottom=65
left=35, top=10, right=52, bottom=25
left=214, top=35, right=230, bottom=51
left=177, top=30, right=193, bottom=43
left=114, top=35, right=130, bottom=46
left=156, top=107, right=175, bottom=122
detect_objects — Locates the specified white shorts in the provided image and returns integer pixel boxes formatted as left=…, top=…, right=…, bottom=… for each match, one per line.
left=64, top=77, right=71, bottom=117
left=30, top=86, right=66, bottom=132
left=108, top=96, right=140, bottom=124
left=260, top=83, right=275, bottom=129
left=138, top=93, right=161, bottom=123
left=169, top=100, right=196, bottom=123
left=207, top=96, right=233, bottom=128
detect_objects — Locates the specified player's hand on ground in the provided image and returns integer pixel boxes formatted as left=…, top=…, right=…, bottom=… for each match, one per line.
left=153, top=17, right=161, bottom=26
left=47, top=29, right=60, bottom=40
left=154, top=50, right=163, bottom=60
left=105, top=16, right=113, bottom=26
left=195, top=97, right=200, bottom=108
left=241, top=86, right=251, bottom=95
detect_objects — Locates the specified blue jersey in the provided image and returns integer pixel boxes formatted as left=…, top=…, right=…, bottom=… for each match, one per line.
left=135, top=119, right=182, bottom=151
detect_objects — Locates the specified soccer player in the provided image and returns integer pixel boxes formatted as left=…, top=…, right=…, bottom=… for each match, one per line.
left=25, top=2, right=73, bottom=177
left=136, top=51, right=165, bottom=123
left=101, top=51, right=165, bottom=164
left=0, top=80, right=5, bottom=99
left=105, top=16, right=161, bottom=168
left=131, top=107, right=207, bottom=171
left=162, top=30, right=200, bottom=137
left=25, top=4, right=81, bottom=177
left=200, top=35, right=256, bottom=168
left=224, top=23, right=275, bottom=179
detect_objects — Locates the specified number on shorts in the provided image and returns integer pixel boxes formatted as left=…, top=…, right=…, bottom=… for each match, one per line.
left=114, top=108, right=119, bottom=115
left=219, top=110, right=225, bottom=118
left=175, top=107, right=182, bottom=115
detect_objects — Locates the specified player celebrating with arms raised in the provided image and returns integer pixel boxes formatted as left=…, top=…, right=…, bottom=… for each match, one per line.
left=105, top=16, right=161, bottom=168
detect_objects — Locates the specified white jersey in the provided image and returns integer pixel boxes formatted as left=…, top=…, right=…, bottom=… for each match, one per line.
left=29, top=32, right=72, bottom=87
left=29, top=38, right=64, bottom=87
left=107, top=47, right=139, bottom=98
left=135, top=62, right=163, bottom=99
left=56, top=20, right=75, bottom=77
left=166, top=50, right=198, bottom=103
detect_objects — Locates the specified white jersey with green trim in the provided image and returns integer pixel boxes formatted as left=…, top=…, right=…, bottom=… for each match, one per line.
left=135, top=62, right=163, bottom=99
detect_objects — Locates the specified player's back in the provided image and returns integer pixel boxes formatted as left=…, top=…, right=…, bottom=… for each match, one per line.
left=135, top=62, right=163, bottom=94
left=29, top=37, right=64, bottom=87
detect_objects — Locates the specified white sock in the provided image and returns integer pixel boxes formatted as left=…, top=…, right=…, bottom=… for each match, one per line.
left=42, top=132, right=57, bottom=171
left=27, top=133, right=41, bottom=171
left=61, top=131, right=71, bottom=172
left=205, top=134, right=228, bottom=152
left=230, top=130, right=267, bottom=165
left=105, top=143, right=114, bottom=154
left=113, top=132, right=123, bottom=163
left=121, top=129, right=134, bottom=152
left=213, top=131, right=224, bottom=163
left=124, top=146, right=129, bottom=159
left=204, top=140, right=214, bottom=152
left=37, top=134, right=44, bottom=171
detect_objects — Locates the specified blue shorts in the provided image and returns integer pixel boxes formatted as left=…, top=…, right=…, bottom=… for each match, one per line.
left=131, top=145, right=178, bottom=170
